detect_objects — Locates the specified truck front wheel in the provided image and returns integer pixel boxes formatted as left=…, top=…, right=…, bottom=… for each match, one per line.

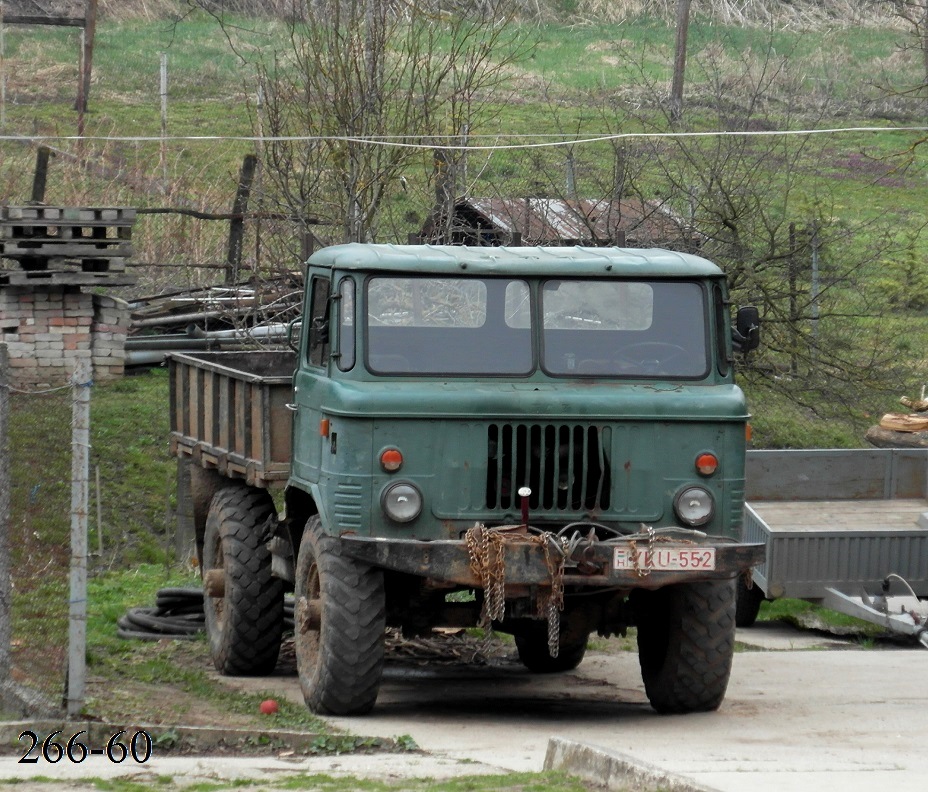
left=294, top=517, right=386, bottom=715
left=202, top=486, right=284, bottom=676
left=632, top=579, right=736, bottom=714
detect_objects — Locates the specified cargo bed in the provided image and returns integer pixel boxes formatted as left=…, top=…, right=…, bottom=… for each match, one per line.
left=742, top=449, right=928, bottom=642
left=168, top=350, right=296, bottom=488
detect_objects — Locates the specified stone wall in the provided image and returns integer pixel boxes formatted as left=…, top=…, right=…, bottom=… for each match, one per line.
left=0, top=285, right=129, bottom=387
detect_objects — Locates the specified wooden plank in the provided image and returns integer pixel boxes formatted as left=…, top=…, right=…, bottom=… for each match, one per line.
left=218, top=371, right=230, bottom=453
left=2, top=16, right=86, bottom=27
left=0, top=270, right=135, bottom=286
left=0, top=206, right=136, bottom=225
left=0, top=257, right=129, bottom=273
left=749, top=499, right=928, bottom=534
left=3, top=225, right=130, bottom=240
left=0, top=242, right=132, bottom=257
left=252, top=383, right=264, bottom=467
left=234, top=377, right=246, bottom=460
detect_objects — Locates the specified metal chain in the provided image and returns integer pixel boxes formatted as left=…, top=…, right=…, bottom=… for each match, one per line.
left=465, top=524, right=566, bottom=656
left=535, top=534, right=565, bottom=657
left=626, top=525, right=697, bottom=579
left=465, top=524, right=508, bottom=627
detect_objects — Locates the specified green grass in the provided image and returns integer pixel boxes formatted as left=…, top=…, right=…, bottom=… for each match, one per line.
left=757, top=597, right=887, bottom=640
left=81, top=564, right=328, bottom=731
left=0, top=770, right=594, bottom=792
left=89, top=370, right=177, bottom=565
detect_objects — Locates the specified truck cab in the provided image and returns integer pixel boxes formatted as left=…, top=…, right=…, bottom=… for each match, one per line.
left=289, top=243, right=751, bottom=543
left=281, top=244, right=762, bottom=715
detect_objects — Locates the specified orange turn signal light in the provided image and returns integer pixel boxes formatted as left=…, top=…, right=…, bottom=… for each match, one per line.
left=695, top=453, right=718, bottom=476
left=380, top=448, right=404, bottom=472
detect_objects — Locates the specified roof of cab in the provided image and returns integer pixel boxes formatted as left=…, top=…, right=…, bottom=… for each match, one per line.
left=306, top=243, right=724, bottom=278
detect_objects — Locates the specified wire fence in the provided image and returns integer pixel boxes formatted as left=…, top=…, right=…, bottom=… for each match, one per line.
left=0, top=348, right=90, bottom=717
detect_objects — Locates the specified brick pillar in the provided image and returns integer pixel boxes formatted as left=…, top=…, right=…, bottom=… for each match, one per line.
left=0, top=286, right=93, bottom=388
left=91, top=295, right=130, bottom=381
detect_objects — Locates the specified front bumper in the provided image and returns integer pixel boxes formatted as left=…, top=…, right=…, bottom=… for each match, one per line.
left=338, top=529, right=765, bottom=591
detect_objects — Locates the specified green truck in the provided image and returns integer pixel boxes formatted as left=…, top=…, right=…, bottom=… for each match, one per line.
left=169, top=243, right=764, bottom=716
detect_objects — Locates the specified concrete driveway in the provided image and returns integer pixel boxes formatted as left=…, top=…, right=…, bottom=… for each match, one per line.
left=2, top=623, right=926, bottom=791
left=314, top=623, right=928, bottom=791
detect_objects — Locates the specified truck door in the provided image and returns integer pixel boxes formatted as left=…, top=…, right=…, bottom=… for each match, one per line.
left=290, top=273, right=330, bottom=484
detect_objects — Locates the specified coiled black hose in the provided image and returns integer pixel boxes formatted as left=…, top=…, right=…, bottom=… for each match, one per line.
left=117, top=587, right=294, bottom=640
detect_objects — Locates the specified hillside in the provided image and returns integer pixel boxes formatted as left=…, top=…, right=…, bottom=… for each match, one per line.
left=0, top=0, right=925, bottom=447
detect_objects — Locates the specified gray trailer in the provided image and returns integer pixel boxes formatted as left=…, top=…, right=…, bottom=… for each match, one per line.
left=740, top=448, right=928, bottom=645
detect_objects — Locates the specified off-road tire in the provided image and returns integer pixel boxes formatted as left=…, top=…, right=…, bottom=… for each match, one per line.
left=632, top=579, right=736, bottom=714
left=735, top=574, right=764, bottom=628
left=295, top=517, right=386, bottom=715
left=202, top=486, right=284, bottom=676
left=515, top=624, right=588, bottom=673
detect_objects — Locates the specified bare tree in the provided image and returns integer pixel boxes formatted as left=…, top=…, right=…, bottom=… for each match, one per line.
left=591, top=28, right=924, bottom=428
left=198, top=0, right=529, bottom=245
left=871, top=0, right=928, bottom=116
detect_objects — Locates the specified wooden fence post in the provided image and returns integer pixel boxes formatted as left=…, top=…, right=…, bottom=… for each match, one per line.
left=67, top=357, right=91, bottom=717
left=225, top=154, right=257, bottom=285
left=31, top=146, right=52, bottom=203
left=0, top=344, right=11, bottom=689
left=77, top=0, right=98, bottom=114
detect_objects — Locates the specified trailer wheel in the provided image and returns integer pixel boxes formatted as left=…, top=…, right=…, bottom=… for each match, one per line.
left=632, top=578, right=736, bottom=714
left=202, top=486, right=284, bottom=676
left=294, top=516, right=385, bottom=715
left=514, top=623, right=588, bottom=673
left=735, top=575, right=764, bottom=628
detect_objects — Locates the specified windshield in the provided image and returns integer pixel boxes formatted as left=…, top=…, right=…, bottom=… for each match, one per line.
left=542, top=280, right=708, bottom=377
left=366, top=277, right=533, bottom=375
left=364, top=276, right=709, bottom=378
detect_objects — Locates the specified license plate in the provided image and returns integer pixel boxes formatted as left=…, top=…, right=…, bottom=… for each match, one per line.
left=613, top=546, right=716, bottom=571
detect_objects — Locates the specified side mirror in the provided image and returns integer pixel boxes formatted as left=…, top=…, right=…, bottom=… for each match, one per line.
left=733, top=306, right=760, bottom=353
left=286, top=318, right=302, bottom=352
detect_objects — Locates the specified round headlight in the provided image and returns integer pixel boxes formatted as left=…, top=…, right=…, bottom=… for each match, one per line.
left=674, top=486, right=715, bottom=527
left=381, top=481, right=423, bottom=523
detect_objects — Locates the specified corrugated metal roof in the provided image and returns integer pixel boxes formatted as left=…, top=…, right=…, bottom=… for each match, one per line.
left=443, top=197, right=695, bottom=246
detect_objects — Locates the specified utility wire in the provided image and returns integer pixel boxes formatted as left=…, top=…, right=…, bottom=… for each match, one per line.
left=2, top=126, right=928, bottom=151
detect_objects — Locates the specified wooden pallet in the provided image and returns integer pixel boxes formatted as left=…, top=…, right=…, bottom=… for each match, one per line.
left=0, top=268, right=137, bottom=287
left=0, top=206, right=136, bottom=273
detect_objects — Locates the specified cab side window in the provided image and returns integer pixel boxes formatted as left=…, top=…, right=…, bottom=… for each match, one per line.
left=714, top=284, right=730, bottom=377
left=337, top=278, right=356, bottom=371
left=308, top=277, right=331, bottom=368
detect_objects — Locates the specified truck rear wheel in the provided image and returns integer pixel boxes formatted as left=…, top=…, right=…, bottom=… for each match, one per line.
left=735, top=575, right=764, bottom=628
left=202, top=486, right=284, bottom=676
left=294, top=517, right=386, bottom=715
left=515, top=623, right=588, bottom=673
left=632, top=579, right=736, bottom=714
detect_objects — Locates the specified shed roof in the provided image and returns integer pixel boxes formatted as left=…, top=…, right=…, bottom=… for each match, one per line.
left=423, top=197, right=699, bottom=248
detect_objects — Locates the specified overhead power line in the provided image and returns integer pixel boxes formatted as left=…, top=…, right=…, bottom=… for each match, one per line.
left=1, top=126, right=928, bottom=152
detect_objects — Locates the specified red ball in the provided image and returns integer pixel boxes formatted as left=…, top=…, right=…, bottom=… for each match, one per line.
left=259, top=699, right=279, bottom=715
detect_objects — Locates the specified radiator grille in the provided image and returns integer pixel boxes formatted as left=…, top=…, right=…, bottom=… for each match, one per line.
left=486, top=424, right=611, bottom=512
